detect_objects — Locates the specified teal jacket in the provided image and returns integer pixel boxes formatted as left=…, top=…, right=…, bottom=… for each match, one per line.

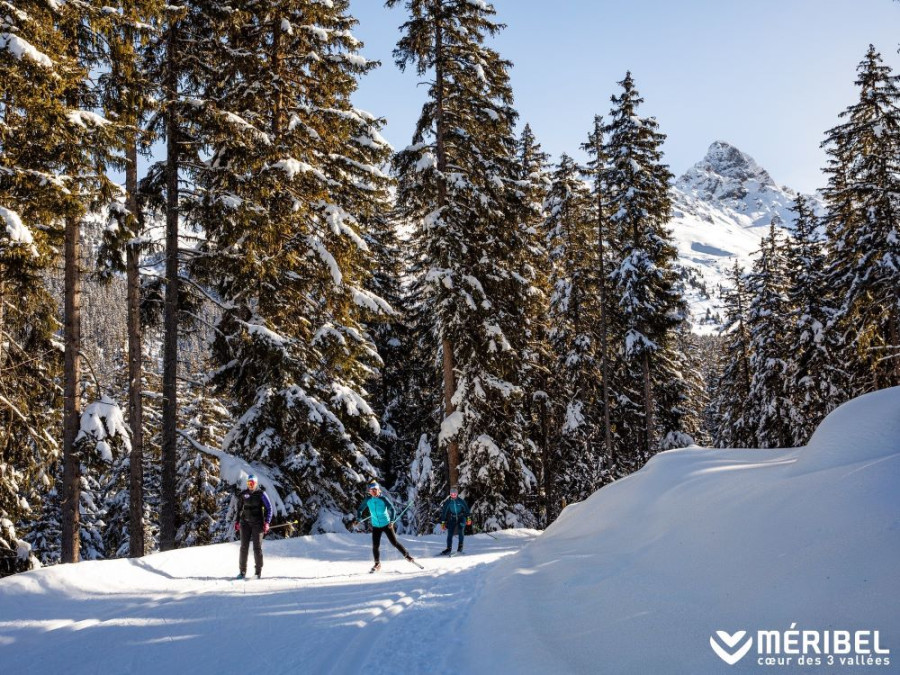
left=441, top=496, right=470, bottom=522
left=357, top=494, right=396, bottom=528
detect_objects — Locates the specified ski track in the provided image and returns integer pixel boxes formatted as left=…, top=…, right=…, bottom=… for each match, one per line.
left=0, top=533, right=536, bottom=674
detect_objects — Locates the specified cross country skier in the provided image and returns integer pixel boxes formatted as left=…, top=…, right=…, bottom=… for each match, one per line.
left=440, top=486, right=471, bottom=555
left=354, top=481, right=416, bottom=572
left=235, top=474, right=272, bottom=579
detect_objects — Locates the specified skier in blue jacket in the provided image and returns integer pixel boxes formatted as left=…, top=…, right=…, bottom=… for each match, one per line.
left=440, top=486, right=471, bottom=555
left=355, top=481, right=416, bottom=572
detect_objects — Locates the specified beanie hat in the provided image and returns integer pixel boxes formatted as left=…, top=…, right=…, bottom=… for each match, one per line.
left=367, top=480, right=380, bottom=491
left=246, top=474, right=258, bottom=488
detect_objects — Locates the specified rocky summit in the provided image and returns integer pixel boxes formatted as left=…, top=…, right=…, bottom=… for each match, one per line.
left=668, top=141, right=822, bottom=333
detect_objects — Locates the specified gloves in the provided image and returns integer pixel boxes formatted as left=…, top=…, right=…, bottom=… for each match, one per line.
left=263, top=523, right=270, bottom=535
left=234, top=522, right=240, bottom=532
left=466, top=518, right=472, bottom=526
left=441, top=522, right=446, bottom=532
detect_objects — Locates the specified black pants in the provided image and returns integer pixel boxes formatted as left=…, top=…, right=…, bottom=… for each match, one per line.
left=446, top=517, right=465, bottom=550
left=372, top=524, right=408, bottom=563
left=239, top=520, right=264, bottom=575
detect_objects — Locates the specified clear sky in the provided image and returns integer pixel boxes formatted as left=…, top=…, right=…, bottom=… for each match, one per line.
left=348, top=0, right=900, bottom=194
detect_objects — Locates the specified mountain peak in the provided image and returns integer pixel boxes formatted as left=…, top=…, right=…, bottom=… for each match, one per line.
left=700, top=141, right=775, bottom=186
left=676, top=141, right=777, bottom=203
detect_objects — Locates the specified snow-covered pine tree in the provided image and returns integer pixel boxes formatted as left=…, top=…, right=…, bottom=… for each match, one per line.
left=189, top=0, right=393, bottom=533
left=822, top=45, right=900, bottom=394
left=711, top=261, right=754, bottom=448
left=745, top=224, right=794, bottom=448
left=784, top=195, right=845, bottom=445
left=582, top=115, right=617, bottom=466
left=1, top=0, right=120, bottom=564
left=95, top=0, right=166, bottom=558
left=389, top=0, right=541, bottom=529
left=176, top=385, right=229, bottom=546
left=542, top=155, right=605, bottom=518
left=513, top=124, right=554, bottom=525
left=603, top=72, right=686, bottom=463
left=0, top=1, right=67, bottom=573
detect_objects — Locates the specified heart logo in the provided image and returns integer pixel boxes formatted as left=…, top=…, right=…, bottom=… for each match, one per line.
left=710, top=630, right=753, bottom=665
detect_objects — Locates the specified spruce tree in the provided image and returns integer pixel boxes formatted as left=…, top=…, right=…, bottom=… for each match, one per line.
left=96, top=0, right=166, bottom=558
left=190, top=0, right=393, bottom=532
left=711, top=261, right=754, bottom=448
left=604, top=72, right=686, bottom=461
left=389, top=0, right=541, bottom=528
left=822, top=45, right=900, bottom=393
left=745, top=224, right=794, bottom=448
left=582, top=115, right=617, bottom=464
left=543, top=154, right=603, bottom=517
left=784, top=195, right=845, bottom=445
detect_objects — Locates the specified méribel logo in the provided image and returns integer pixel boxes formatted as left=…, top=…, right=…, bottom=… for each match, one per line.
left=711, top=630, right=754, bottom=665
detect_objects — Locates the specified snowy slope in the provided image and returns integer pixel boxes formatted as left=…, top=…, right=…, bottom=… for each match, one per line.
left=669, top=141, right=822, bottom=333
left=2, top=387, right=897, bottom=674
left=464, top=387, right=900, bottom=673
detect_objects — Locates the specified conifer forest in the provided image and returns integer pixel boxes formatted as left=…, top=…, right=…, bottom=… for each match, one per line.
left=2, top=1, right=898, bottom=576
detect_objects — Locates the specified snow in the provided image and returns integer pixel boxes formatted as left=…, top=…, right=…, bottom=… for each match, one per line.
left=66, top=110, right=111, bottom=128
left=0, top=32, right=53, bottom=68
left=438, top=410, right=464, bottom=443
left=2, top=387, right=897, bottom=673
left=243, top=321, right=288, bottom=347
left=75, top=395, right=131, bottom=457
left=0, top=205, right=34, bottom=246
left=269, top=158, right=314, bottom=179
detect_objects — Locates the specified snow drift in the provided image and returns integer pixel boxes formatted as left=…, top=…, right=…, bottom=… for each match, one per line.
left=464, top=387, right=900, bottom=673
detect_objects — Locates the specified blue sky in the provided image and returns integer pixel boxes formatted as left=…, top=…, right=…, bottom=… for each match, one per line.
left=348, top=0, right=900, bottom=194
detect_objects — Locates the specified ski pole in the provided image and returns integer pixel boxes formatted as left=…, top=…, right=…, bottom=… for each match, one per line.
left=268, top=521, right=298, bottom=531
left=390, top=499, right=415, bottom=526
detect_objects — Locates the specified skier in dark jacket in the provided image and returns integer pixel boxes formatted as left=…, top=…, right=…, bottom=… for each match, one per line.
left=355, top=481, right=416, bottom=572
left=440, top=486, right=471, bottom=555
left=235, top=474, right=272, bottom=579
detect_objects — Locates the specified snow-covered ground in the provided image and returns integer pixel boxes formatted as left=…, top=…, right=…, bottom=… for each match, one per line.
left=2, top=388, right=898, bottom=674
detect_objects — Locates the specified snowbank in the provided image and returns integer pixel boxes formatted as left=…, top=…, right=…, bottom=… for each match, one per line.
left=464, top=387, right=900, bottom=673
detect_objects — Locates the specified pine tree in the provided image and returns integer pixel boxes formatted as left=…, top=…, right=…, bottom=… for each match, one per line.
left=389, top=0, right=541, bottom=528
left=512, top=123, right=554, bottom=524
left=822, top=45, right=900, bottom=393
left=745, top=225, right=794, bottom=448
left=95, top=0, right=166, bottom=558
left=582, top=115, right=617, bottom=464
left=784, top=195, right=845, bottom=445
left=1, top=0, right=119, bottom=564
left=604, top=72, right=686, bottom=462
left=711, top=261, right=754, bottom=448
left=189, top=0, right=393, bottom=533
left=543, top=155, right=604, bottom=516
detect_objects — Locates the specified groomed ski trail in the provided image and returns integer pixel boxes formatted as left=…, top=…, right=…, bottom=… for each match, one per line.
left=0, top=530, right=538, bottom=675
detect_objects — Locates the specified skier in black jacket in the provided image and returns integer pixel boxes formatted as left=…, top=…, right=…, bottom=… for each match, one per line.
left=235, top=474, right=272, bottom=579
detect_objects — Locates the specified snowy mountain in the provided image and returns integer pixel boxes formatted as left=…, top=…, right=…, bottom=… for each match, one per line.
left=669, top=141, right=821, bottom=333
left=2, top=386, right=897, bottom=673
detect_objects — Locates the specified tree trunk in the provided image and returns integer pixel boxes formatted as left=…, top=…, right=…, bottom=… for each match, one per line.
left=433, top=4, right=459, bottom=488
left=641, top=352, right=654, bottom=458
left=126, top=132, right=145, bottom=558
left=594, top=151, right=614, bottom=464
left=61, top=213, right=82, bottom=564
left=271, top=11, right=284, bottom=138
left=160, top=19, right=180, bottom=551
left=442, top=338, right=459, bottom=487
